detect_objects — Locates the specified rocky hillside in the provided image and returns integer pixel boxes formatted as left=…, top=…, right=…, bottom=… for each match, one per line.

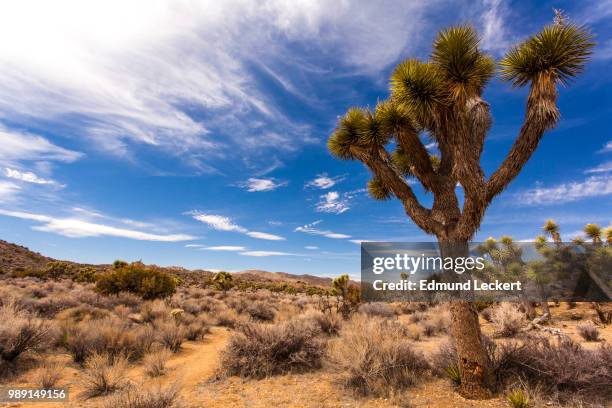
left=0, top=239, right=51, bottom=274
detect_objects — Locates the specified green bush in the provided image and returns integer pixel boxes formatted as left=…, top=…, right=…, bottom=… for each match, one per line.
left=96, top=262, right=176, bottom=299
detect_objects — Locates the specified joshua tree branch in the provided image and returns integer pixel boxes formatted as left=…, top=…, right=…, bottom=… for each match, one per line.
left=395, top=127, right=440, bottom=192
left=351, top=145, right=442, bottom=234
left=486, top=74, right=560, bottom=203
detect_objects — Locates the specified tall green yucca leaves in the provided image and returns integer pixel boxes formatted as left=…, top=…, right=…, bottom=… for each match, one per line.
left=390, top=59, right=446, bottom=123
left=328, top=108, right=365, bottom=160
left=431, top=25, right=495, bottom=97
left=500, top=23, right=594, bottom=86
left=374, top=100, right=415, bottom=134
left=359, top=110, right=392, bottom=147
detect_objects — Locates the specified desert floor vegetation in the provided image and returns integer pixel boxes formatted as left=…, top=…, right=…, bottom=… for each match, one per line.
left=0, top=271, right=610, bottom=407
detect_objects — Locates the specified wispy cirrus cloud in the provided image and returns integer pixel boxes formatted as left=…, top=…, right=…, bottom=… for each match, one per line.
left=305, top=173, right=345, bottom=190
left=4, top=168, right=58, bottom=185
left=598, top=140, right=612, bottom=153
left=239, top=250, right=299, bottom=257
left=316, top=191, right=350, bottom=214
left=189, top=211, right=285, bottom=240
left=238, top=177, right=288, bottom=192
left=0, top=209, right=195, bottom=241
left=295, top=220, right=351, bottom=239
left=516, top=175, right=612, bottom=205
left=203, top=245, right=247, bottom=251
left=585, top=161, right=612, bottom=174
left=0, top=181, right=20, bottom=203
left=0, top=127, right=82, bottom=163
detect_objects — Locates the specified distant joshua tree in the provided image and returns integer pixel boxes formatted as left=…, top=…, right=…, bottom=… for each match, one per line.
left=328, top=17, right=593, bottom=398
left=543, top=219, right=562, bottom=244
left=212, top=271, right=233, bottom=292
left=584, top=223, right=602, bottom=245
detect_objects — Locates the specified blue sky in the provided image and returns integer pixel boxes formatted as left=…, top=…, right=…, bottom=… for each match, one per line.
left=0, top=0, right=610, bottom=278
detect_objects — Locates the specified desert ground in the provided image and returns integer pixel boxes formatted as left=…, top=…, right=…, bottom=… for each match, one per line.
left=0, top=241, right=610, bottom=408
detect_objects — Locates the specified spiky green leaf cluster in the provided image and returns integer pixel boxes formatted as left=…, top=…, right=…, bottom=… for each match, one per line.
left=390, top=59, right=446, bottom=124
left=328, top=108, right=366, bottom=160
left=584, top=223, right=601, bottom=240
left=367, top=178, right=392, bottom=200
left=432, top=25, right=495, bottom=98
left=500, top=23, right=594, bottom=86
left=391, top=146, right=414, bottom=177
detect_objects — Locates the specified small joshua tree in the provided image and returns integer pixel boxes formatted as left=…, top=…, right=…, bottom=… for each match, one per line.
left=212, top=271, right=233, bottom=292
left=332, top=274, right=360, bottom=319
left=328, top=18, right=593, bottom=398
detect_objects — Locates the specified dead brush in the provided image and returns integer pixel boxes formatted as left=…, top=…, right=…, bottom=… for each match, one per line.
left=79, top=353, right=128, bottom=399
left=0, top=302, right=49, bottom=363
left=577, top=322, right=600, bottom=342
left=300, top=310, right=341, bottom=336
left=103, top=383, right=181, bottom=408
left=218, top=318, right=325, bottom=379
left=33, top=361, right=62, bottom=388
left=327, top=315, right=429, bottom=397
left=143, top=348, right=171, bottom=377
left=492, top=302, right=525, bottom=337
left=154, top=320, right=186, bottom=352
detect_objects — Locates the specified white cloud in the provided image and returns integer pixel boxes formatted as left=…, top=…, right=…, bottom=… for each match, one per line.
left=189, top=211, right=285, bottom=240
left=316, top=191, right=350, bottom=214
left=0, top=209, right=195, bottom=241
left=585, top=161, right=612, bottom=174
left=0, top=127, right=82, bottom=163
left=239, top=250, right=297, bottom=257
left=349, top=239, right=367, bottom=244
left=305, top=245, right=318, bottom=250
left=598, top=140, right=612, bottom=153
left=246, top=231, right=285, bottom=241
left=305, top=173, right=345, bottom=189
left=295, top=220, right=351, bottom=239
left=185, top=244, right=205, bottom=248
left=203, top=246, right=246, bottom=251
left=5, top=168, right=57, bottom=185
left=480, top=0, right=510, bottom=52
left=239, top=177, right=287, bottom=192
left=516, top=175, right=612, bottom=205
left=0, top=0, right=443, bottom=170
left=0, top=181, right=20, bottom=202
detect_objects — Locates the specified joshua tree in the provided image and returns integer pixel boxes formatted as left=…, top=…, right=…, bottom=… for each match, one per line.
left=331, top=274, right=360, bottom=318
left=543, top=219, right=562, bottom=244
left=328, top=19, right=593, bottom=398
left=212, top=271, right=233, bottom=292
left=605, top=227, right=612, bottom=245
left=584, top=223, right=602, bottom=245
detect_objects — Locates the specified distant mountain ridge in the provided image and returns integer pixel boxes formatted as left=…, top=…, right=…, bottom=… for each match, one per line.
left=0, top=239, right=332, bottom=287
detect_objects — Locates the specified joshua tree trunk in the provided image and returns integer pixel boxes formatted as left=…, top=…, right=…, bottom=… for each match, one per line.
left=440, top=238, right=492, bottom=398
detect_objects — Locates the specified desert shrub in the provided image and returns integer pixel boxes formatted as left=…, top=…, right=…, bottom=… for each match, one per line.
left=214, top=308, right=240, bottom=328
left=495, top=338, right=612, bottom=402
left=143, top=348, right=171, bottom=377
left=409, top=311, right=427, bottom=324
left=103, top=383, right=181, bottom=408
left=400, top=323, right=422, bottom=341
left=328, top=315, right=429, bottom=397
left=141, top=300, right=171, bottom=322
left=33, top=361, right=62, bottom=388
left=180, top=314, right=210, bottom=341
left=218, top=318, right=324, bottom=379
left=481, top=308, right=493, bottom=322
left=492, top=303, right=525, bottom=337
left=431, top=337, right=496, bottom=380
left=358, top=302, right=395, bottom=318
left=80, top=353, right=128, bottom=399
left=245, top=301, right=276, bottom=322
left=155, top=320, right=186, bottom=353
left=577, top=322, right=600, bottom=342
left=301, top=310, right=341, bottom=336
left=56, top=305, right=110, bottom=322
left=96, top=262, right=176, bottom=300
left=61, top=319, right=155, bottom=364
left=0, top=302, right=49, bottom=362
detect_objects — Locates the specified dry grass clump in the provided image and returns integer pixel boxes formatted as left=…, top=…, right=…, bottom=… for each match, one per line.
left=492, top=302, right=525, bottom=337
left=0, top=302, right=49, bottom=363
left=214, top=308, right=241, bottom=328
left=80, top=353, right=129, bottom=399
left=103, top=383, right=181, bottom=408
left=577, top=322, right=600, bottom=342
left=358, top=302, right=396, bottom=318
left=154, top=320, right=186, bottom=353
left=61, top=318, right=155, bottom=364
left=301, top=310, right=341, bottom=336
left=328, top=315, right=429, bottom=397
left=218, top=318, right=325, bottom=379
left=143, top=348, right=172, bottom=377
left=181, top=314, right=211, bottom=341
left=244, top=301, right=276, bottom=322
left=33, top=361, right=62, bottom=388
